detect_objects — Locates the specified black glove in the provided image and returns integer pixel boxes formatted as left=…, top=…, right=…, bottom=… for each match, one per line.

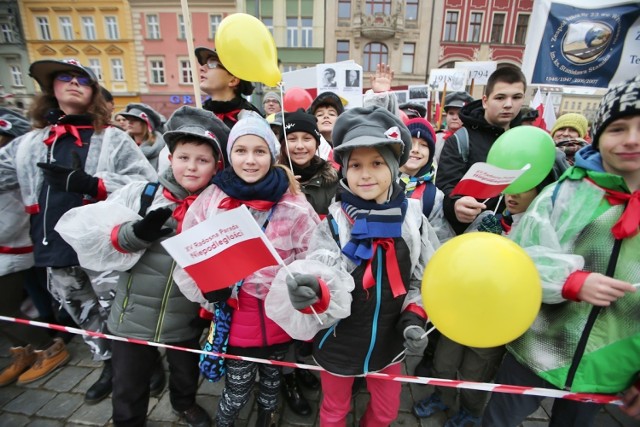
left=286, top=273, right=320, bottom=310
left=37, top=151, right=99, bottom=196
left=132, top=207, right=173, bottom=242
left=203, top=287, right=233, bottom=303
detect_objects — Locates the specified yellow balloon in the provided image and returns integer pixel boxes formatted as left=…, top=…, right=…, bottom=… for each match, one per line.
left=215, top=13, right=281, bottom=87
left=422, top=233, right=541, bottom=348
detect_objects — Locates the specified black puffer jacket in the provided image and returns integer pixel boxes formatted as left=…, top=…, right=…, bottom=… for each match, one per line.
left=300, top=159, right=339, bottom=216
left=436, top=100, right=522, bottom=235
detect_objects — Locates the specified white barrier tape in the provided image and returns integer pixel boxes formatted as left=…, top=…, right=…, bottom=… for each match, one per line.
left=0, top=315, right=624, bottom=406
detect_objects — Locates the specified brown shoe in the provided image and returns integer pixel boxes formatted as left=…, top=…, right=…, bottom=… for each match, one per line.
left=0, top=345, right=37, bottom=386
left=17, top=338, right=70, bottom=385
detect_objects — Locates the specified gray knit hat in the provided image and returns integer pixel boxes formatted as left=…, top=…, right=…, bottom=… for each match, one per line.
left=120, top=103, right=163, bottom=133
left=592, top=75, right=640, bottom=148
left=0, top=108, right=30, bottom=138
left=228, top=111, right=279, bottom=162
left=164, top=106, right=227, bottom=166
left=332, top=106, right=411, bottom=166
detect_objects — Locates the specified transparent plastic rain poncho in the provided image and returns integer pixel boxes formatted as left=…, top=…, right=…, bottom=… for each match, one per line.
left=265, top=198, right=440, bottom=341
left=0, top=127, right=157, bottom=209
left=507, top=178, right=623, bottom=304
left=55, top=181, right=174, bottom=272
left=172, top=183, right=320, bottom=310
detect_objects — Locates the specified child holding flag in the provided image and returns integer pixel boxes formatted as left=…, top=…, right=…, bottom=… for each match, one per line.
left=266, top=106, right=440, bottom=426
left=56, top=106, right=230, bottom=426
left=481, top=75, right=640, bottom=425
left=174, top=112, right=319, bottom=427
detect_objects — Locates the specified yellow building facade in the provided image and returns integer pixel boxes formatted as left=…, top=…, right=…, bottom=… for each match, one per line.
left=19, top=0, right=140, bottom=110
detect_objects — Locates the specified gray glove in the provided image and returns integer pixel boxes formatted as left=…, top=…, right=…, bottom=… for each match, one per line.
left=403, top=326, right=429, bottom=355
left=286, top=273, right=320, bottom=310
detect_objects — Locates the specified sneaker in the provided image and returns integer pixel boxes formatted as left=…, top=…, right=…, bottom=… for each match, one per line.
left=413, top=393, right=448, bottom=418
left=175, top=403, right=211, bottom=427
left=444, top=409, right=481, bottom=427
left=16, top=339, right=70, bottom=385
left=0, top=345, right=37, bottom=386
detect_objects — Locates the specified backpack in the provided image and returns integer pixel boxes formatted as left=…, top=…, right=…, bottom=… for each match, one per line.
left=409, top=182, right=437, bottom=218
left=455, top=127, right=470, bottom=164
left=138, top=182, right=160, bottom=216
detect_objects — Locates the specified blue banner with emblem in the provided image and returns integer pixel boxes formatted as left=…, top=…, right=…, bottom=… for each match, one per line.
left=522, top=1, right=640, bottom=88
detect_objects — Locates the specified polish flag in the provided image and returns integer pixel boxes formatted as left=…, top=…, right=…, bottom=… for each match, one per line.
left=434, top=91, right=442, bottom=128
left=161, top=205, right=281, bottom=292
left=542, top=93, right=557, bottom=132
left=530, top=88, right=545, bottom=129
left=451, top=162, right=529, bottom=199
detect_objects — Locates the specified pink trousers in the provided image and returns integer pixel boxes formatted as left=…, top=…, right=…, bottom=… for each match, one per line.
left=319, top=363, right=402, bottom=427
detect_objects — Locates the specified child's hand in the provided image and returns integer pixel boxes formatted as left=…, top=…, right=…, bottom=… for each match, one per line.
left=403, top=326, right=429, bottom=355
left=132, top=207, right=173, bottom=242
left=454, top=196, right=486, bottom=223
left=477, top=214, right=502, bottom=234
left=578, top=273, right=636, bottom=306
left=621, top=379, right=640, bottom=419
left=286, top=273, right=319, bottom=310
left=370, top=63, right=394, bottom=93
left=37, top=151, right=99, bottom=196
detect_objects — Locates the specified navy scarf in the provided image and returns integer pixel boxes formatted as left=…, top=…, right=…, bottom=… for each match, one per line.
left=338, top=181, right=407, bottom=265
left=212, top=167, right=289, bottom=202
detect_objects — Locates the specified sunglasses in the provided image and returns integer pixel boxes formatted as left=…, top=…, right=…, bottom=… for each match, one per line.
left=55, top=73, right=92, bottom=86
left=205, top=57, right=226, bottom=70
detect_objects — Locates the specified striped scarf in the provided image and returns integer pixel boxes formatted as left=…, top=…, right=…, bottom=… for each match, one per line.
left=338, top=181, right=407, bottom=265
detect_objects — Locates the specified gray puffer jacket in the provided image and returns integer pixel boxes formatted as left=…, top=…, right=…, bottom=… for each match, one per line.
left=106, top=169, right=201, bottom=343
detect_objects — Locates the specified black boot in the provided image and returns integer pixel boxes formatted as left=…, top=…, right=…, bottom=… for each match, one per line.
left=296, top=368, right=320, bottom=390
left=255, top=406, right=277, bottom=427
left=85, top=359, right=113, bottom=404
left=149, top=356, right=166, bottom=397
left=282, top=372, right=311, bottom=416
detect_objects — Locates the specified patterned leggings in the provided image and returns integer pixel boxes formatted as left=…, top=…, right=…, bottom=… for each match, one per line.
left=215, top=348, right=286, bottom=427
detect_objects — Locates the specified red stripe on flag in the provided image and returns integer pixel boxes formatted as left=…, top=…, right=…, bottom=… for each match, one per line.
left=184, top=237, right=278, bottom=293
left=451, top=179, right=509, bottom=199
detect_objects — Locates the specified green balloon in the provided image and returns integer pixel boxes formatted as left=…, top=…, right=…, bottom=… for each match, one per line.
left=487, top=126, right=556, bottom=194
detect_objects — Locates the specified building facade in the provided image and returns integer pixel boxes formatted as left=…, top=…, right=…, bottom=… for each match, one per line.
left=129, top=0, right=238, bottom=118
left=0, top=0, right=35, bottom=113
left=325, top=0, right=441, bottom=89
left=18, top=0, right=141, bottom=111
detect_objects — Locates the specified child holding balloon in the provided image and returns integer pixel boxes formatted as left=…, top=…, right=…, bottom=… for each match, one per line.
left=482, top=75, right=640, bottom=425
left=266, top=106, right=440, bottom=426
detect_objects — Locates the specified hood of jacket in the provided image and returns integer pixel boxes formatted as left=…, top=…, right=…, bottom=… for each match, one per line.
left=459, top=99, right=523, bottom=133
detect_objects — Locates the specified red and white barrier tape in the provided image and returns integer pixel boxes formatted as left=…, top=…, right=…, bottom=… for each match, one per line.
left=0, top=315, right=624, bottom=406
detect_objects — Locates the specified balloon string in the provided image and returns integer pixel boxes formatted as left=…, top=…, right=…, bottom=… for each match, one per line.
left=279, top=83, right=294, bottom=173
left=420, top=325, right=436, bottom=340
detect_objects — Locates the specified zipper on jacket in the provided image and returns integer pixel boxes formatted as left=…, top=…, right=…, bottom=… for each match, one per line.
left=363, top=247, right=383, bottom=373
left=119, top=273, right=135, bottom=324
left=318, top=321, right=340, bottom=349
left=155, top=260, right=176, bottom=342
left=41, top=143, right=57, bottom=246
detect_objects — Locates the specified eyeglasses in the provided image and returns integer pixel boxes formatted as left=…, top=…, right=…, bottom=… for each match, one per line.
left=55, top=73, right=92, bottom=87
left=205, top=58, right=226, bottom=70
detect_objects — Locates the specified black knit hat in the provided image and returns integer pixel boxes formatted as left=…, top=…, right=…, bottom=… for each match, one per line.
left=283, top=109, right=321, bottom=145
left=308, top=91, right=345, bottom=116
left=592, top=74, right=640, bottom=148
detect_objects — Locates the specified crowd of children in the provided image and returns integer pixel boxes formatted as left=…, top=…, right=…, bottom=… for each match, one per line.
left=0, top=53, right=639, bottom=427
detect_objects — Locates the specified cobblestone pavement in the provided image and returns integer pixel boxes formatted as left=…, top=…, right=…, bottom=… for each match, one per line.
left=0, top=334, right=636, bottom=426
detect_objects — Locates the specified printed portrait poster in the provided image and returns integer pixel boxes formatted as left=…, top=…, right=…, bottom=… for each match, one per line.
left=522, top=0, right=640, bottom=88
left=316, top=62, right=364, bottom=108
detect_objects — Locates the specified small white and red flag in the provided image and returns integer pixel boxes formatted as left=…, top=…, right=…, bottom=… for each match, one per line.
left=451, top=162, right=528, bottom=199
left=161, top=205, right=281, bottom=292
